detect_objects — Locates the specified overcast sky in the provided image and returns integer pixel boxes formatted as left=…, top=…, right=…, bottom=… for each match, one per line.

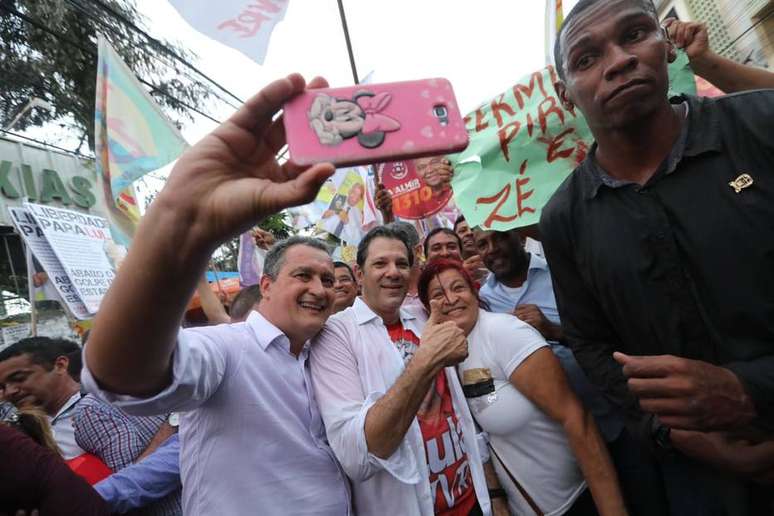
left=135, top=0, right=581, bottom=145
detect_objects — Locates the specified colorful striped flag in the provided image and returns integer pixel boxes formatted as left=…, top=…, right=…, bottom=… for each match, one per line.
left=94, top=34, right=188, bottom=244
left=545, top=0, right=565, bottom=65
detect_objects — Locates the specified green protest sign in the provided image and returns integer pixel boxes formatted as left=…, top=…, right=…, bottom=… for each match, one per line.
left=450, top=50, right=697, bottom=231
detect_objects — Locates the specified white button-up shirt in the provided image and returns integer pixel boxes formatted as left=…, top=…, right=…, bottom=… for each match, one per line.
left=310, top=298, right=491, bottom=516
left=82, top=311, right=351, bottom=516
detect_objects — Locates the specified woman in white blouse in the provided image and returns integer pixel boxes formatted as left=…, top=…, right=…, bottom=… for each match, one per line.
left=417, top=259, right=627, bottom=516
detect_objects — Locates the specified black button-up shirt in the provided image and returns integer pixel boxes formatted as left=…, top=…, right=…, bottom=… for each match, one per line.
left=539, top=91, right=774, bottom=435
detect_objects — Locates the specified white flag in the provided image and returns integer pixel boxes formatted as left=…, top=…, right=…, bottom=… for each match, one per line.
left=169, top=0, right=289, bottom=65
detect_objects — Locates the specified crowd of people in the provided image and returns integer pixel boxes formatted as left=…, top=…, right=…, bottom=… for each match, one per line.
left=2, top=0, right=774, bottom=514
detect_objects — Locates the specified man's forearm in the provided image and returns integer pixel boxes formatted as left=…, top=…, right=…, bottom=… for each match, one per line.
left=364, top=355, right=438, bottom=459
left=196, top=276, right=230, bottom=325
left=86, top=196, right=214, bottom=396
left=691, top=52, right=774, bottom=93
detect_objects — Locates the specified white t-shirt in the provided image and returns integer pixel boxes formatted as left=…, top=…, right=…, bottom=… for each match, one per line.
left=458, top=310, right=586, bottom=516
left=49, top=391, right=86, bottom=460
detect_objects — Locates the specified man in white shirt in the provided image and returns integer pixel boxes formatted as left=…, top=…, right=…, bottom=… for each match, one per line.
left=80, top=75, right=352, bottom=515
left=311, top=226, right=497, bottom=516
left=0, top=337, right=85, bottom=459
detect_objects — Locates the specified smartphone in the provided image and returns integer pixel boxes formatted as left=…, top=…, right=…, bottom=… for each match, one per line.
left=283, top=78, right=469, bottom=167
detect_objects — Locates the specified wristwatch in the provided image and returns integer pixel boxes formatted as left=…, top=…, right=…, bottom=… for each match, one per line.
left=167, top=412, right=180, bottom=428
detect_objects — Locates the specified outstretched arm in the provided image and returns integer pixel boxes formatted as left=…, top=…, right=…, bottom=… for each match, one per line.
left=85, top=75, right=334, bottom=396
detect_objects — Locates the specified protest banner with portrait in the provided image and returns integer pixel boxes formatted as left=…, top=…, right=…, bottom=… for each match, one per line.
left=450, top=51, right=697, bottom=231
left=377, top=158, right=453, bottom=220
left=24, top=203, right=116, bottom=315
left=317, top=168, right=367, bottom=245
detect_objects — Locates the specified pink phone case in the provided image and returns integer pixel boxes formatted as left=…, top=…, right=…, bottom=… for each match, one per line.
left=283, top=78, right=469, bottom=167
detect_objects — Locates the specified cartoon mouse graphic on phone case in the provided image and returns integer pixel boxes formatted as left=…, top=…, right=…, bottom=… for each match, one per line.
left=308, top=91, right=401, bottom=149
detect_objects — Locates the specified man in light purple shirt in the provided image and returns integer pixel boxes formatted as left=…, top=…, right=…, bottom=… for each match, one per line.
left=81, top=75, right=351, bottom=516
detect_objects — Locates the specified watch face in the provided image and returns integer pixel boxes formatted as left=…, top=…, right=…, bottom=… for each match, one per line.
left=168, top=412, right=180, bottom=427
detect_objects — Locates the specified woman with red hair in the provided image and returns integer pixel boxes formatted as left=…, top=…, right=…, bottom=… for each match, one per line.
left=418, top=259, right=626, bottom=516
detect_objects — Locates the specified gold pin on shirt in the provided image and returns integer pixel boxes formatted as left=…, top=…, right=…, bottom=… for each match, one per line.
left=729, top=173, right=754, bottom=193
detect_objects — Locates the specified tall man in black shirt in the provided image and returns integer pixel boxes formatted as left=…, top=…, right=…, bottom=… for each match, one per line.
left=540, top=0, right=774, bottom=514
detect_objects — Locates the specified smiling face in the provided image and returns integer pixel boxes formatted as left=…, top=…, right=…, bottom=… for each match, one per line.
left=426, top=231, right=463, bottom=262
left=474, top=229, right=528, bottom=282
left=426, top=269, right=479, bottom=336
left=556, top=0, right=675, bottom=131
left=415, top=157, right=446, bottom=188
left=358, top=237, right=411, bottom=322
left=259, top=245, right=336, bottom=345
left=454, top=219, right=477, bottom=258
left=0, top=354, right=64, bottom=414
left=332, top=265, right=358, bottom=313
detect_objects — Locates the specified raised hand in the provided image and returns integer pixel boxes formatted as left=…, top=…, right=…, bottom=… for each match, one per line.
left=663, top=18, right=710, bottom=62
left=157, top=74, right=335, bottom=251
left=418, top=298, right=469, bottom=369
left=514, top=304, right=561, bottom=341
left=374, top=183, right=394, bottom=223
left=462, top=254, right=487, bottom=282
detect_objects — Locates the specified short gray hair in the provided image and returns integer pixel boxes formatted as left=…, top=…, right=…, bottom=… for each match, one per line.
left=387, top=221, right=420, bottom=249
left=263, top=236, right=331, bottom=279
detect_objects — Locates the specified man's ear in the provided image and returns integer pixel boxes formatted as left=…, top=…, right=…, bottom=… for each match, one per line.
left=354, top=264, right=364, bottom=287
left=555, top=81, right=575, bottom=111
left=413, top=244, right=424, bottom=264
left=53, top=355, right=69, bottom=375
left=259, top=274, right=273, bottom=300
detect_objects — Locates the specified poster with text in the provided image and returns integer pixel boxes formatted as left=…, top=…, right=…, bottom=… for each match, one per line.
left=25, top=203, right=115, bottom=314
left=8, top=207, right=92, bottom=320
left=378, top=158, right=453, bottom=220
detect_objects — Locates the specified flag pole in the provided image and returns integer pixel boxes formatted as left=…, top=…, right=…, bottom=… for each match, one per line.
left=337, top=0, right=360, bottom=85
left=24, top=245, right=37, bottom=336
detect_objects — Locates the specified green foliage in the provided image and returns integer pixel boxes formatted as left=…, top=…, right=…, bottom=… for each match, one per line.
left=258, top=212, right=295, bottom=240
left=0, top=0, right=211, bottom=151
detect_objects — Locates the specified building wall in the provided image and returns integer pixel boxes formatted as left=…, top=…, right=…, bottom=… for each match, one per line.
left=716, top=0, right=774, bottom=68
left=685, top=0, right=744, bottom=61
left=658, top=0, right=774, bottom=67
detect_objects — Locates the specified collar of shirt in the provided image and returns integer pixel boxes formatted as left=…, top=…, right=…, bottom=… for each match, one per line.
left=51, top=391, right=83, bottom=424
left=483, top=252, right=548, bottom=290
left=583, top=96, right=723, bottom=200
left=351, top=297, right=424, bottom=335
left=245, top=310, right=310, bottom=357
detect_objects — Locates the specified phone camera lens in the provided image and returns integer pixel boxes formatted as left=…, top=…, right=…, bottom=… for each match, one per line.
left=433, top=105, right=448, bottom=118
